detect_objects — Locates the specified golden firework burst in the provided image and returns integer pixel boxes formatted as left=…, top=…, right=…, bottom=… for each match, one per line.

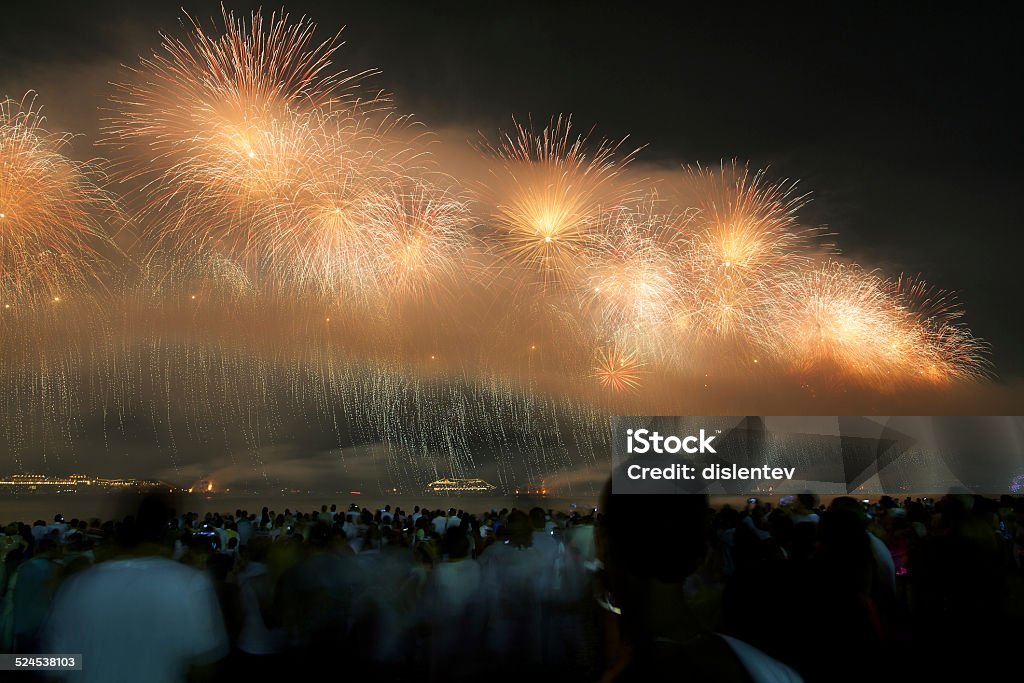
left=593, top=346, right=646, bottom=393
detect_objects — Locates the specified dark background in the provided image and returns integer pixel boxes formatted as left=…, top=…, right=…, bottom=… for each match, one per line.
left=2, top=1, right=1021, bottom=376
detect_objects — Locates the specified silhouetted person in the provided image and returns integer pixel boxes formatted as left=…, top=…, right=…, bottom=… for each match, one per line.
left=597, top=477, right=801, bottom=682
left=44, top=494, right=228, bottom=683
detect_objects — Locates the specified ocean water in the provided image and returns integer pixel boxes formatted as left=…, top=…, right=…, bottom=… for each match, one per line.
left=0, top=492, right=596, bottom=524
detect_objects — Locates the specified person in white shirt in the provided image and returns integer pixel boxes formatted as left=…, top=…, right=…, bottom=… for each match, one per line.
left=236, top=515, right=253, bottom=547
left=478, top=510, right=548, bottom=666
left=427, top=526, right=482, bottom=675
left=432, top=511, right=448, bottom=536
left=235, top=539, right=285, bottom=656
left=789, top=494, right=821, bottom=526
left=44, top=495, right=228, bottom=683
left=529, top=507, right=561, bottom=571
left=46, top=515, right=70, bottom=543
left=445, top=508, right=461, bottom=530
left=30, top=521, right=48, bottom=542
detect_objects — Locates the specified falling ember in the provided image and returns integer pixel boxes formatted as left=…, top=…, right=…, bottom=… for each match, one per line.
left=593, top=346, right=646, bottom=393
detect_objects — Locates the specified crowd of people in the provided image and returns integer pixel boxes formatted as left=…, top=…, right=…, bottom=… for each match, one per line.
left=1, top=485, right=1022, bottom=682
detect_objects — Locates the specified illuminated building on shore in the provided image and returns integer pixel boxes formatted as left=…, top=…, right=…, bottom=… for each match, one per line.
left=0, top=473, right=174, bottom=492
left=425, top=478, right=497, bottom=494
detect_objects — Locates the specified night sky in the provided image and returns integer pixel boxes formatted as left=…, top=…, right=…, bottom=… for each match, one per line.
left=1, top=2, right=1022, bottom=487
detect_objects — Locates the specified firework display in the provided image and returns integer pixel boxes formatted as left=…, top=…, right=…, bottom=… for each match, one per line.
left=0, top=94, right=118, bottom=311
left=0, top=8, right=993, bottom=490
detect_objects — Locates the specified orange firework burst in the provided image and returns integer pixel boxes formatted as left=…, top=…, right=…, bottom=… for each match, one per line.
left=107, top=7, right=365, bottom=152
left=683, top=161, right=814, bottom=340
left=580, top=202, right=686, bottom=358
left=106, top=8, right=390, bottom=271
left=257, top=125, right=390, bottom=298
left=774, top=261, right=988, bottom=386
left=777, top=262, right=892, bottom=378
left=479, top=115, right=641, bottom=286
left=0, top=94, right=115, bottom=310
left=889, top=274, right=991, bottom=382
left=593, top=345, right=646, bottom=393
left=370, top=183, right=473, bottom=303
